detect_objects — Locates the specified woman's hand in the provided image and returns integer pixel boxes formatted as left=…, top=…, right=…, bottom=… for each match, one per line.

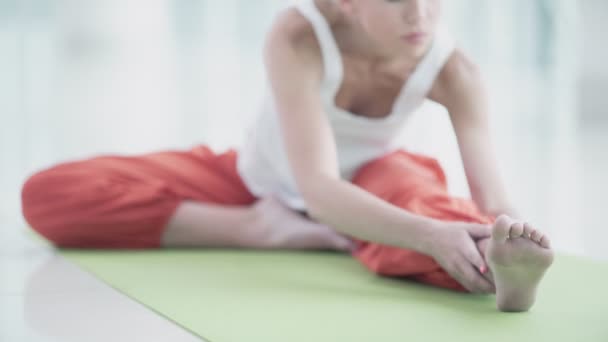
left=427, top=221, right=495, bottom=294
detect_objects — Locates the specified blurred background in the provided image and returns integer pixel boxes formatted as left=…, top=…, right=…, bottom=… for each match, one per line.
left=1, top=0, right=607, bottom=340
left=3, top=0, right=606, bottom=257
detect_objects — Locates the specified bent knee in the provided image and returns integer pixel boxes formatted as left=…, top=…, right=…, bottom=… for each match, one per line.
left=21, top=168, right=66, bottom=246
left=20, top=162, right=103, bottom=247
left=20, top=161, right=168, bottom=249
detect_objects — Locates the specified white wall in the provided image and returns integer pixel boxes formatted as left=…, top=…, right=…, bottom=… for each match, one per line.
left=578, top=0, right=608, bottom=124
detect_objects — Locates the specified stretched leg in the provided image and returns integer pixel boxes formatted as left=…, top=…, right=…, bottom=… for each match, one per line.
left=350, top=150, right=495, bottom=292
left=350, top=150, right=555, bottom=312
left=21, top=145, right=352, bottom=251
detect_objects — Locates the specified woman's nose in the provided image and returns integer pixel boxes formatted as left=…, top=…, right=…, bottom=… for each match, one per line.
left=403, top=0, right=427, bottom=24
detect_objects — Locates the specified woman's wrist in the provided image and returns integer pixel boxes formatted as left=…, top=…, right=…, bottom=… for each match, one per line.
left=406, top=217, right=445, bottom=255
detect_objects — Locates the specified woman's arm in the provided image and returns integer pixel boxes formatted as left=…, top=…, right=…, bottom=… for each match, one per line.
left=430, top=50, right=520, bottom=219
left=263, top=14, right=438, bottom=253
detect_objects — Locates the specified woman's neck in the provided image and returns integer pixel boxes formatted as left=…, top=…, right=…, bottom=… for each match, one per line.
left=316, top=0, right=423, bottom=71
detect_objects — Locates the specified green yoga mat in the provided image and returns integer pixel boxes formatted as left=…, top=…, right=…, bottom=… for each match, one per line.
left=61, top=250, right=608, bottom=342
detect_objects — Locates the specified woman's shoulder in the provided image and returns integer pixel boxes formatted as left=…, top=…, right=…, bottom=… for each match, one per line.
left=263, top=8, right=324, bottom=77
left=265, top=7, right=323, bottom=58
left=270, top=8, right=313, bottom=40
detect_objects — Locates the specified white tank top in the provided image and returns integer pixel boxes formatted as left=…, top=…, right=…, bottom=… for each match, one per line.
left=237, top=0, right=455, bottom=211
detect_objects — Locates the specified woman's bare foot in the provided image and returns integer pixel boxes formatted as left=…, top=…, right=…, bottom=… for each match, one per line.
left=252, top=197, right=355, bottom=252
left=486, top=215, right=554, bottom=312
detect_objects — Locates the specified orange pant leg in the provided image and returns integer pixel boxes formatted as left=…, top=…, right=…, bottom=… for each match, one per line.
left=351, top=150, right=495, bottom=292
left=21, top=145, right=256, bottom=249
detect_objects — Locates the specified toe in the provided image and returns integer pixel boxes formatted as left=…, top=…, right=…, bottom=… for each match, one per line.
left=509, top=222, right=525, bottom=239
left=492, top=215, right=513, bottom=241
left=523, top=222, right=534, bottom=239
left=539, top=235, right=551, bottom=249
left=530, top=230, right=543, bottom=243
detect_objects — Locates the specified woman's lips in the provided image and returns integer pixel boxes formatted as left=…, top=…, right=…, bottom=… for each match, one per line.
left=401, top=32, right=427, bottom=44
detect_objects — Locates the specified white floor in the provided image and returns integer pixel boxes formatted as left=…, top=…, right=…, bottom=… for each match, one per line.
left=0, top=217, right=204, bottom=342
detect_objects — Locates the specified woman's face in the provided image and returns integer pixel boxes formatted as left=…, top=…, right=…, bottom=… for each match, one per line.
left=341, top=0, right=441, bottom=56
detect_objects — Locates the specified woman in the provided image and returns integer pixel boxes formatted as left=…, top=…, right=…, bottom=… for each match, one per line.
left=21, top=0, right=554, bottom=312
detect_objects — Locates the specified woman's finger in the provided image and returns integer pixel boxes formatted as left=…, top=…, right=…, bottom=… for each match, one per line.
left=459, top=260, right=495, bottom=293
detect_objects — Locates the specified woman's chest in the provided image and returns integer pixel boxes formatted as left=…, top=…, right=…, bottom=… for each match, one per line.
left=333, top=58, right=412, bottom=119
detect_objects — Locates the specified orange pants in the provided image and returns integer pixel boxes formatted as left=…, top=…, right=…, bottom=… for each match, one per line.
left=21, top=145, right=494, bottom=292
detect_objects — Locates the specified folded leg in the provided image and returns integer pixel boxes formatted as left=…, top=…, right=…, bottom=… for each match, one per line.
left=21, top=146, right=256, bottom=249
